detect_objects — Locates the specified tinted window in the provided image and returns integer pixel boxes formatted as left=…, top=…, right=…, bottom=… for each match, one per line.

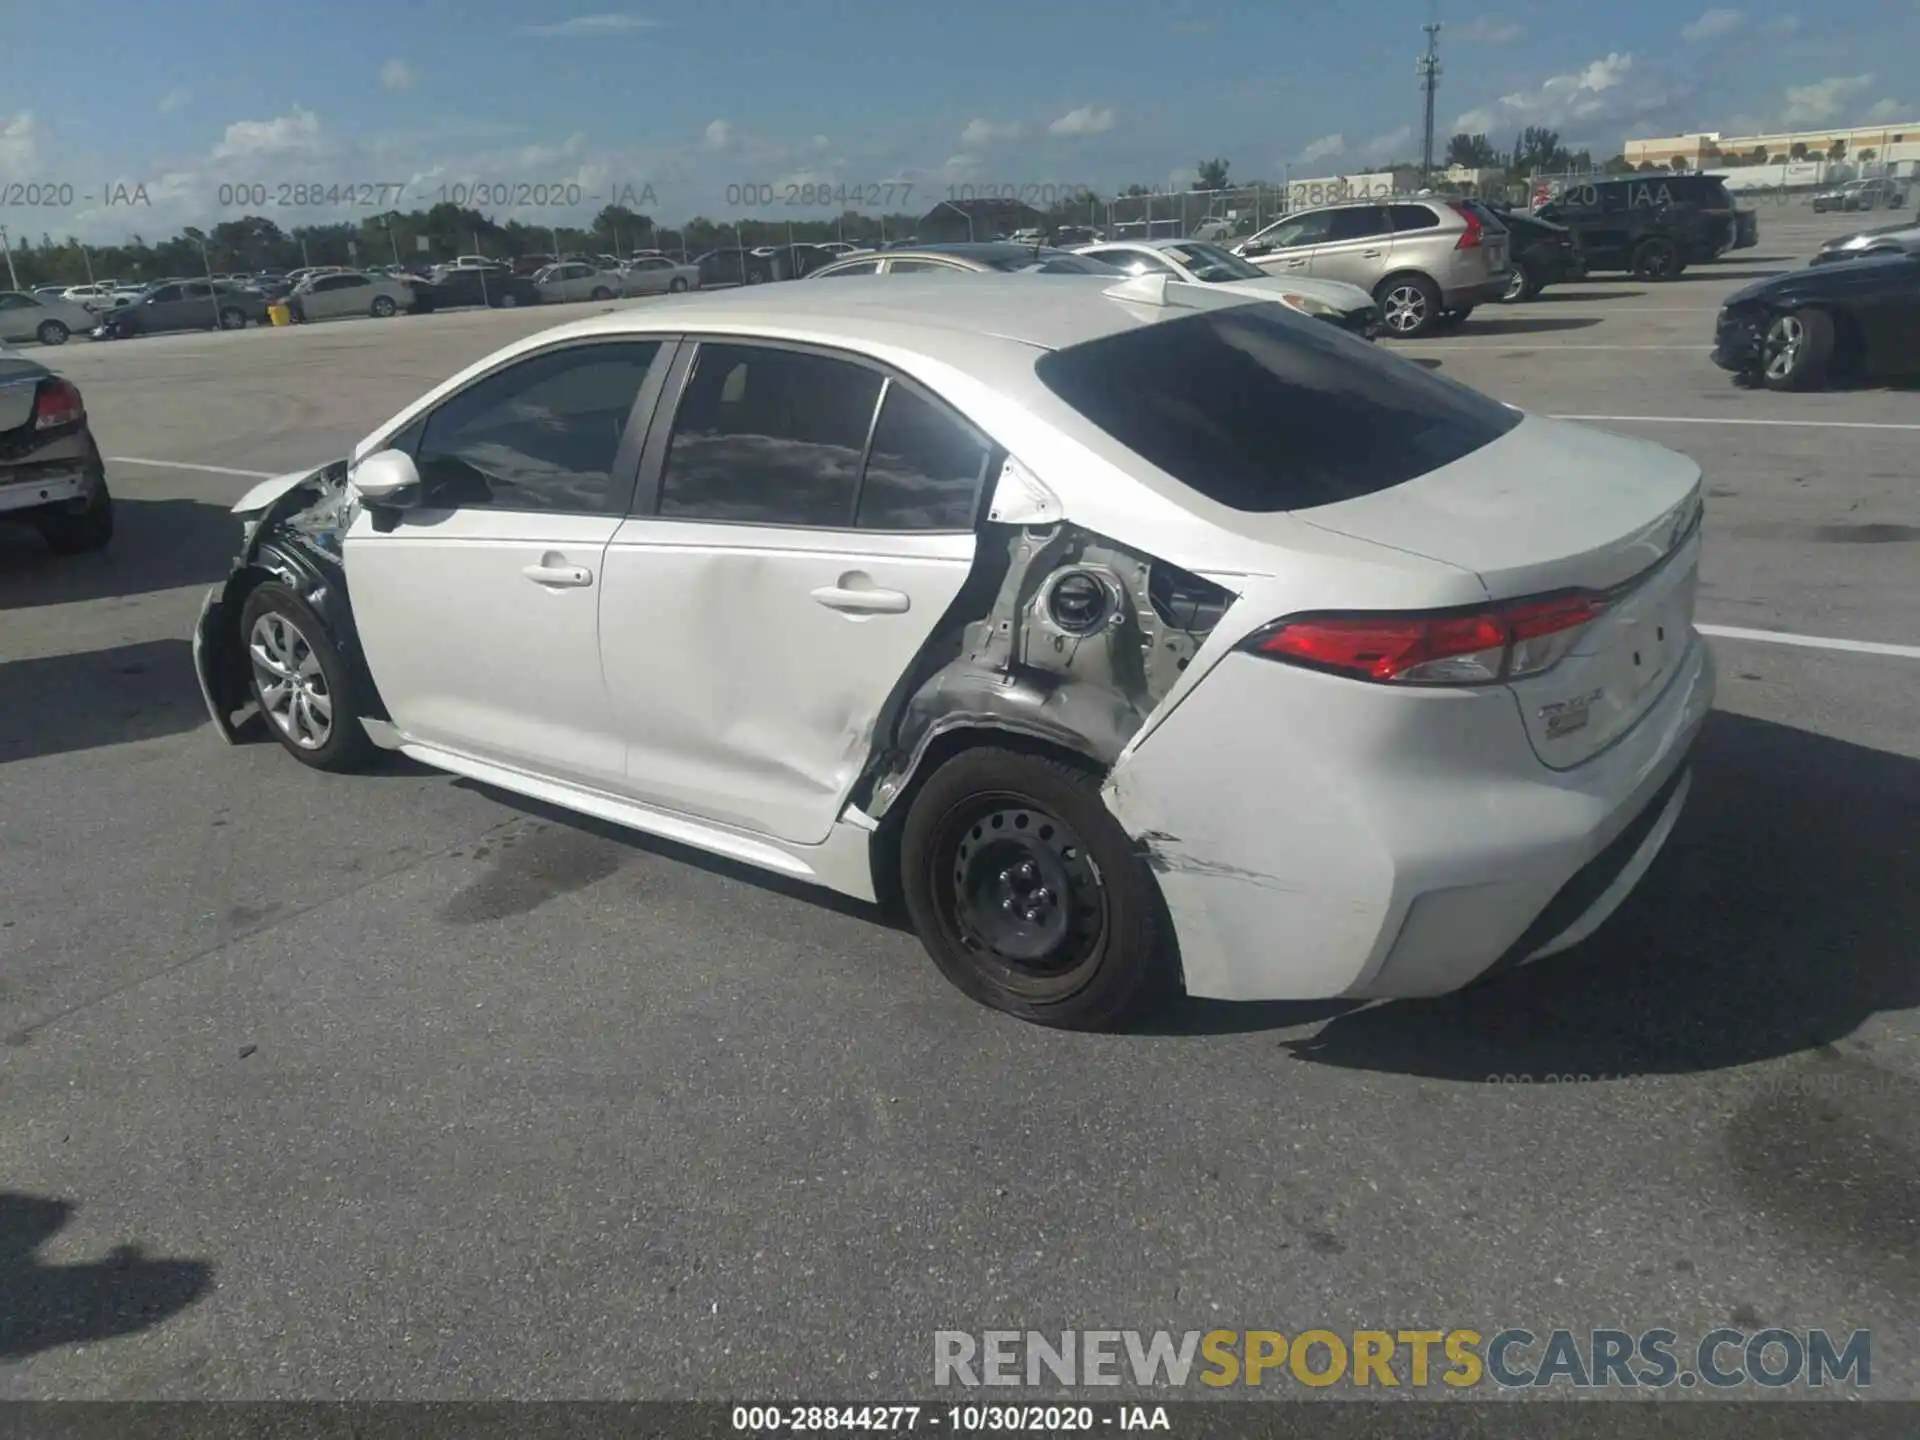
left=658, top=344, right=884, bottom=526
left=149, top=285, right=182, bottom=301
left=414, top=342, right=659, bottom=514
left=817, top=259, right=882, bottom=276
left=1388, top=204, right=1441, bottom=231
left=1326, top=206, right=1392, bottom=241
left=887, top=259, right=962, bottom=273
left=1035, top=304, right=1522, bottom=513
left=1163, top=242, right=1266, bottom=281
left=182, top=283, right=213, bottom=299
left=984, top=250, right=1117, bottom=274
left=856, top=384, right=991, bottom=531
left=1256, top=212, right=1334, bottom=248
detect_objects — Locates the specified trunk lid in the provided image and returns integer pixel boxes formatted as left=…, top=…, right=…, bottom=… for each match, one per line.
left=0, top=361, right=47, bottom=435
left=1292, top=414, right=1705, bottom=768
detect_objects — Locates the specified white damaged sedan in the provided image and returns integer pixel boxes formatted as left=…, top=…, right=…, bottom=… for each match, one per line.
left=192, top=272, right=1712, bottom=1030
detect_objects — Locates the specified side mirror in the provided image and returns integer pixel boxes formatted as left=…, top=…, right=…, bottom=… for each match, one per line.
left=351, top=448, right=421, bottom=508
left=1241, top=241, right=1271, bottom=257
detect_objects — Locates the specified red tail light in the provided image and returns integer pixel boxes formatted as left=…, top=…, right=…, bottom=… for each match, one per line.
left=1245, top=594, right=1604, bottom=685
left=1449, top=201, right=1483, bottom=250
left=33, top=377, right=85, bottom=430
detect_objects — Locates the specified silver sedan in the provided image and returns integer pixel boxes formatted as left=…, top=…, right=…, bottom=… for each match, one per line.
left=533, top=262, right=630, bottom=304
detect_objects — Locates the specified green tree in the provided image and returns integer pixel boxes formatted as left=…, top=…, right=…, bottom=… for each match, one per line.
left=1445, top=132, right=1502, bottom=167
left=1789, top=141, right=1809, bottom=160
left=1828, top=138, right=1847, bottom=161
left=1193, top=157, right=1230, bottom=190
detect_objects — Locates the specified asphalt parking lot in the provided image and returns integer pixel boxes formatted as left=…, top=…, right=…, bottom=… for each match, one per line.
left=2, top=207, right=1916, bottom=1404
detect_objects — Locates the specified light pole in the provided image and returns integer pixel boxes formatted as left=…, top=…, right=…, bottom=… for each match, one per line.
left=0, top=226, right=18, bottom=289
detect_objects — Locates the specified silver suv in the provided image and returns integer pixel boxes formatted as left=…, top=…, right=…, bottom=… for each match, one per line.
left=1233, top=199, right=1512, bottom=338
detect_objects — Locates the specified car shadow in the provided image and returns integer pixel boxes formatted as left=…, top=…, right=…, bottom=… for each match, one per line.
left=1533, top=289, right=1648, bottom=302
left=447, top=778, right=917, bottom=935
left=1596, top=268, right=1790, bottom=284
left=0, top=639, right=208, bottom=764
left=0, top=495, right=238, bottom=610
left=1459, top=316, right=1604, bottom=336
left=0, top=1192, right=213, bottom=1361
left=1143, top=711, right=1920, bottom=1065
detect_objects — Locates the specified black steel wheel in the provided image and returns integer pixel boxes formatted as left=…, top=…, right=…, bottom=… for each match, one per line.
left=899, top=747, right=1170, bottom=1030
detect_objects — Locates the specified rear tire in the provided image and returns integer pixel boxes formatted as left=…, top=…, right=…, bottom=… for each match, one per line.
left=590, top=286, right=613, bottom=301
left=370, top=295, right=397, bottom=318
left=668, top=277, right=689, bottom=292
left=899, top=746, right=1171, bottom=1031
left=238, top=583, right=377, bottom=772
left=1630, top=238, right=1682, bottom=281
left=35, top=473, right=113, bottom=554
left=36, top=319, right=70, bottom=345
left=1760, top=306, right=1835, bottom=392
left=1374, top=273, right=1443, bottom=338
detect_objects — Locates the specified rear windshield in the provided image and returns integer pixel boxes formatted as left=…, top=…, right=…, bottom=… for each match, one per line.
left=1034, top=302, right=1522, bottom=513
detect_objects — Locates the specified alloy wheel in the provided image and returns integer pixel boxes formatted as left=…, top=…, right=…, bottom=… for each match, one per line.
left=1382, top=284, right=1428, bottom=334
left=1763, top=315, right=1804, bottom=381
left=248, top=612, right=333, bottom=750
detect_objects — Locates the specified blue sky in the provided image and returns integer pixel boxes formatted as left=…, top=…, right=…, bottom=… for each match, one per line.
left=7, top=0, right=1918, bottom=241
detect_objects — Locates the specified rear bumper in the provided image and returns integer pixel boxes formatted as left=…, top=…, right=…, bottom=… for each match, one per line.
left=0, top=431, right=102, bottom=517
left=1443, top=275, right=1513, bottom=309
left=1102, top=633, right=1716, bottom=1002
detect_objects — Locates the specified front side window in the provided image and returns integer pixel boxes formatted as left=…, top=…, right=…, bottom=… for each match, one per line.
left=1252, top=211, right=1333, bottom=249
left=817, top=259, right=883, bottom=276
left=1036, top=303, right=1522, bottom=514
left=0, top=293, right=31, bottom=311
left=657, top=344, right=883, bottom=526
left=413, top=342, right=660, bottom=514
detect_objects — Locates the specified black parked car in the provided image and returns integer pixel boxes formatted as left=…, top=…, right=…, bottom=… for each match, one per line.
left=412, top=266, right=541, bottom=310
left=1481, top=205, right=1584, bottom=301
left=1532, top=174, right=1739, bottom=280
left=91, top=279, right=268, bottom=337
left=1711, top=237, right=1920, bottom=390
left=694, top=248, right=782, bottom=287
left=1733, top=205, right=1759, bottom=250
left=1811, top=220, right=1920, bottom=265
left=0, top=346, right=112, bottom=553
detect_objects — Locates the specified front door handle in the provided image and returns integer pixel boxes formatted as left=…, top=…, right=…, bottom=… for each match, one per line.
left=1286, top=257, right=1308, bottom=269
left=1362, top=248, right=1384, bottom=258
left=523, top=554, right=593, bottom=588
left=811, top=579, right=910, bottom=615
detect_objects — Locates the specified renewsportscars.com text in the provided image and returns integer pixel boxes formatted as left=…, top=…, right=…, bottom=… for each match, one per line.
left=933, top=1328, right=1870, bottom=1390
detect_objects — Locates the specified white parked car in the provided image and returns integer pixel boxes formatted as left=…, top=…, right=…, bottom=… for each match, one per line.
left=191, top=275, right=1712, bottom=1030
left=533, top=262, right=629, bottom=304
left=619, top=254, right=701, bottom=294
left=62, top=283, right=120, bottom=312
left=286, top=270, right=415, bottom=322
left=0, top=289, right=99, bottom=345
left=1072, top=238, right=1380, bottom=337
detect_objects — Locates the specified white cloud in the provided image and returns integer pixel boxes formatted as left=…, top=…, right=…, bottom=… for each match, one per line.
left=158, top=88, right=192, bottom=117
left=1296, top=132, right=1346, bottom=164
left=1, top=112, right=38, bottom=171
left=1048, top=105, right=1117, bottom=137
left=811, top=134, right=832, bottom=152
left=211, top=107, right=322, bottom=161
left=703, top=119, right=732, bottom=150
left=1474, top=51, right=1647, bottom=130
left=379, top=59, right=416, bottom=91
left=1862, top=97, right=1913, bottom=124
left=1453, top=108, right=1496, bottom=134
left=1361, top=124, right=1413, bottom=160
left=942, top=152, right=983, bottom=177
left=1780, top=73, right=1873, bottom=126
left=960, top=117, right=1026, bottom=146
left=1456, top=15, right=1523, bottom=42
left=1680, top=8, right=1746, bottom=41
left=519, top=13, right=658, bottom=35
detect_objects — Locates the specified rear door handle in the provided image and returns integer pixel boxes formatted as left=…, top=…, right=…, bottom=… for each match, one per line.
left=811, top=580, right=911, bottom=615
left=523, top=554, right=593, bottom=588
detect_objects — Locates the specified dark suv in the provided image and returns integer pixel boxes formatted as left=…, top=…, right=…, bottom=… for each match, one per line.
left=1532, top=175, right=1739, bottom=281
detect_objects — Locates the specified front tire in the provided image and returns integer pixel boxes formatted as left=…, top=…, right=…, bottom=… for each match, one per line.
left=590, top=286, right=613, bottom=301
left=899, top=747, right=1170, bottom=1031
left=1761, top=307, right=1835, bottom=392
left=495, top=292, right=521, bottom=308
left=1374, top=274, right=1443, bottom=337
left=218, top=306, right=247, bottom=330
left=36, top=319, right=70, bottom=345
left=370, top=295, right=397, bottom=318
left=668, top=277, right=689, bottom=293
left=238, top=583, right=376, bottom=772
left=35, top=473, right=113, bottom=553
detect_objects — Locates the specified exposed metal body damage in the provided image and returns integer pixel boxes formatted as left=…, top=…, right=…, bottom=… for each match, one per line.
left=192, top=461, right=390, bottom=743
left=856, top=521, right=1235, bottom=820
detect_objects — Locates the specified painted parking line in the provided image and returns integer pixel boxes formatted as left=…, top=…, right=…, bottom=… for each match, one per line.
left=1551, top=414, right=1920, bottom=431
left=108, top=457, right=276, bottom=478
left=1699, top=625, right=1920, bottom=660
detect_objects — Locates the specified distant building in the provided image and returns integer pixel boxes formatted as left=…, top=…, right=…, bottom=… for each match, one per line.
left=1626, top=123, right=1920, bottom=170
left=918, top=198, right=1046, bottom=243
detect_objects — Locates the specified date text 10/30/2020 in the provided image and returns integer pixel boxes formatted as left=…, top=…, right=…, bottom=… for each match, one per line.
left=723, top=183, right=1099, bottom=210
left=210, top=182, right=659, bottom=211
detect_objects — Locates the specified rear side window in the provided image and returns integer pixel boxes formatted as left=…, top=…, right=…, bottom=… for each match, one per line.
left=1035, top=304, right=1522, bottom=513
left=1326, top=206, right=1392, bottom=242
left=855, top=383, right=991, bottom=531
left=1388, top=204, right=1441, bottom=231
